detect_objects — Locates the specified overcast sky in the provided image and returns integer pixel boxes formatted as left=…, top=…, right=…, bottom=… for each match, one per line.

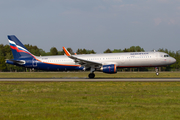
left=0, top=0, right=180, bottom=53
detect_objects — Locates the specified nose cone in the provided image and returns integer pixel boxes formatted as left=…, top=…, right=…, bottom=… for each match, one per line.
left=172, top=58, right=176, bottom=63
left=171, top=57, right=176, bottom=64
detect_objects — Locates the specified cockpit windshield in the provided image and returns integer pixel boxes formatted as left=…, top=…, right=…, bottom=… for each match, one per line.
left=164, top=55, right=169, bottom=57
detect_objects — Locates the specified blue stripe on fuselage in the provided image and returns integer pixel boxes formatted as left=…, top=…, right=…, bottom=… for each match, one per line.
left=23, top=60, right=83, bottom=71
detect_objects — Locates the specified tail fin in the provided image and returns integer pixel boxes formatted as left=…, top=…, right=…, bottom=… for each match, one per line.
left=8, top=35, right=35, bottom=59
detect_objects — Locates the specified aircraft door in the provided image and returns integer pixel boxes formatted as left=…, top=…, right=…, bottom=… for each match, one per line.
left=155, top=53, right=160, bottom=61
left=120, top=56, right=125, bottom=64
left=32, top=58, right=37, bottom=67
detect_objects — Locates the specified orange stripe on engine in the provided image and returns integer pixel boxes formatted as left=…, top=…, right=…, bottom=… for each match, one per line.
left=114, top=64, right=116, bottom=72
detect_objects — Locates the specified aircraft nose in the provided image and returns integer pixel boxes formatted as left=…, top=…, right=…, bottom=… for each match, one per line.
left=171, top=58, right=176, bottom=64
left=169, top=57, right=176, bottom=64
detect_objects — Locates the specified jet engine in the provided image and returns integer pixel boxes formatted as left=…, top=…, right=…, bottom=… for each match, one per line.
left=100, top=64, right=117, bottom=74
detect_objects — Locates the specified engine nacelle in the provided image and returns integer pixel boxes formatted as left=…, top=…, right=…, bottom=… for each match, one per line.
left=101, top=64, right=117, bottom=74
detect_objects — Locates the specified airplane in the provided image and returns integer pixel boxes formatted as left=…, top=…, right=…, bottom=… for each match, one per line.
left=6, top=35, right=176, bottom=78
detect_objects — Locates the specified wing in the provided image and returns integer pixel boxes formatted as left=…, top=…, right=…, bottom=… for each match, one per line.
left=63, top=47, right=102, bottom=68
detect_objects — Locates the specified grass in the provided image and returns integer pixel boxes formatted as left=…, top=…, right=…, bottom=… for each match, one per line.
left=0, top=71, right=180, bottom=78
left=0, top=82, right=180, bottom=119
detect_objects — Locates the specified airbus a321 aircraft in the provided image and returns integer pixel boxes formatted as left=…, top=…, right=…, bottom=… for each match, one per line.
left=6, top=35, right=176, bottom=78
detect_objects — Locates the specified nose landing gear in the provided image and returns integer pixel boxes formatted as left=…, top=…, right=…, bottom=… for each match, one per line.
left=155, top=67, right=159, bottom=76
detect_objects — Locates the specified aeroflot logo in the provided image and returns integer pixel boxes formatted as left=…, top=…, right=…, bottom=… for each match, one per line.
left=130, top=53, right=149, bottom=55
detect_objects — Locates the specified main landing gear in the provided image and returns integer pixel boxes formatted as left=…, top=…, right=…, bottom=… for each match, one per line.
left=88, top=72, right=95, bottom=79
left=155, top=67, right=159, bottom=76
left=88, top=67, right=95, bottom=79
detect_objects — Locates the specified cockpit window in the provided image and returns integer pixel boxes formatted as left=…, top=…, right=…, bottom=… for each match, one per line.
left=164, top=55, right=169, bottom=57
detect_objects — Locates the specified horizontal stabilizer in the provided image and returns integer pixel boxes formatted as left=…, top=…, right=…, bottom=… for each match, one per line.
left=6, top=59, right=25, bottom=65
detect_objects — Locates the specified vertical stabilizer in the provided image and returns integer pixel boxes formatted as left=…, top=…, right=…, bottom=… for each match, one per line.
left=8, top=35, right=35, bottom=59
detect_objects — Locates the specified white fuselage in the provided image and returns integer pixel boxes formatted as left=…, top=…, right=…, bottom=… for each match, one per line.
left=36, top=52, right=176, bottom=68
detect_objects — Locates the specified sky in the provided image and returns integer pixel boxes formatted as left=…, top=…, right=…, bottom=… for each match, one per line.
left=0, top=0, right=180, bottom=53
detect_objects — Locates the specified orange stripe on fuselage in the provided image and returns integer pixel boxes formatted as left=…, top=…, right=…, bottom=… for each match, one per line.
left=40, top=61, right=80, bottom=67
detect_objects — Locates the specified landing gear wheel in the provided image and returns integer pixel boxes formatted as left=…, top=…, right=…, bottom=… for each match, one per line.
left=88, top=73, right=95, bottom=79
left=156, top=72, right=159, bottom=76
left=155, top=67, right=159, bottom=76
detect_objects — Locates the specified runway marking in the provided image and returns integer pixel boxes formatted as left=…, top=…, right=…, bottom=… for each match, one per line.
left=0, top=78, right=180, bottom=82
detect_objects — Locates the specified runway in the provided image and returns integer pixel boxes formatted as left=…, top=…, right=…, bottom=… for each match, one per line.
left=0, top=78, right=180, bottom=82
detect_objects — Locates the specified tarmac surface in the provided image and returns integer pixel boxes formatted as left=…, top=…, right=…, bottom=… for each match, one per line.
left=0, top=78, right=180, bottom=82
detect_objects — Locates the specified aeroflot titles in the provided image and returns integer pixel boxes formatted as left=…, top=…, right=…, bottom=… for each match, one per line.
left=130, top=53, right=149, bottom=55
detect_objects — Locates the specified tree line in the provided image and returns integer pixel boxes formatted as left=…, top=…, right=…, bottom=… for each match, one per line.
left=0, top=44, right=179, bottom=72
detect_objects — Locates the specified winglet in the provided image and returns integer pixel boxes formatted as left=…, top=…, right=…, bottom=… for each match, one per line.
left=63, top=47, right=71, bottom=56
